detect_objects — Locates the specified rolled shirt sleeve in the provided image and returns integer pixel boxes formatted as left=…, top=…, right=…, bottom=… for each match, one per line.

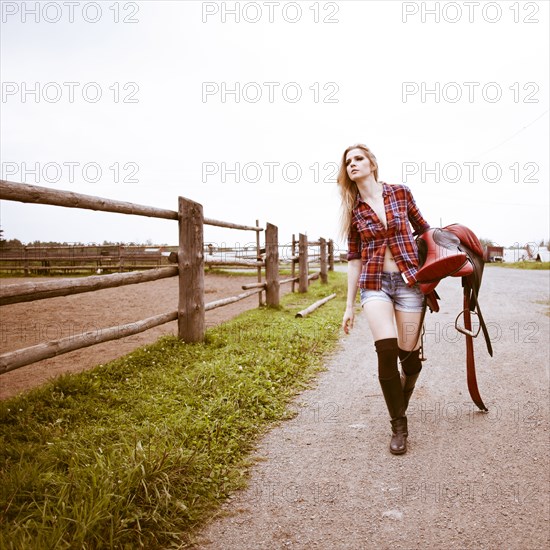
left=406, top=186, right=430, bottom=235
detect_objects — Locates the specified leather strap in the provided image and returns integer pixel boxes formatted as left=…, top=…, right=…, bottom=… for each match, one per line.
left=468, top=275, right=493, bottom=357
left=463, top=287, right=488, bottom=411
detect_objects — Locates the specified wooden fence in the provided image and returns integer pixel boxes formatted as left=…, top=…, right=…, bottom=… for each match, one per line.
left=0, top=180, right=333, bottom=375
left=0, top=244, right=174, bottom=275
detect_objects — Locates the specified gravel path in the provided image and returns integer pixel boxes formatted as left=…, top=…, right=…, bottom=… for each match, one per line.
left=193, top=267, right=549, bottom=549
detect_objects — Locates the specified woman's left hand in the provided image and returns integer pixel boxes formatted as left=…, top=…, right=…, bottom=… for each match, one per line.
left=342, top=306, right=355, bottom=334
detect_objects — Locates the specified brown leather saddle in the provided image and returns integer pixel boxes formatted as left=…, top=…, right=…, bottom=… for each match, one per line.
left=414, top=224, right=493, bottom=411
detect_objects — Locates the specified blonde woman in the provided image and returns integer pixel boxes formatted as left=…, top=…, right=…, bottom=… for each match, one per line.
left=339, top=144, right=430, bottom=455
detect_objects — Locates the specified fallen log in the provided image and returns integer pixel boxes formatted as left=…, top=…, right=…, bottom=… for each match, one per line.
left=295, top=293, right=337, bottom=318
left=205, top=288, right=263, bottom=311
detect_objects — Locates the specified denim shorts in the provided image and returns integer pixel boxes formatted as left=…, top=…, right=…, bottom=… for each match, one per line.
left=360, top=272, right=424, bottom=312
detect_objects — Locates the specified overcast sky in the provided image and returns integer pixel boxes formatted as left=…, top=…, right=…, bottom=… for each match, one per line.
left=1, top=0, right=548, bottom=255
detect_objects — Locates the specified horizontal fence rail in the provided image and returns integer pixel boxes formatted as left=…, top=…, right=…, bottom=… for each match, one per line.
left=0, top=179, right=178, bottom=220
left=0, top=266, right=179, bottom=306
left=0, top=311, right=180, bottom=375
left=0, top=180, right=332, bottom=375
left=0, top=180, right=264, bottom=230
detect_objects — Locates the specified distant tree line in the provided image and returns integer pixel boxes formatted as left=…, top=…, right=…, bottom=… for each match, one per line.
left=0, top=231, right=168, bottom=249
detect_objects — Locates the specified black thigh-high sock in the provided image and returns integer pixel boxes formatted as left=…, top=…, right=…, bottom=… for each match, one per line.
left=398, top=348, right=422, bottom=375
left=375, top=338, right=399, bottom=379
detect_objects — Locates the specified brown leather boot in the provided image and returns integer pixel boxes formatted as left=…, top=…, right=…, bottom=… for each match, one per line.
left=379, top=374, right=408, bottom=455
left=390, top=417, right=408, bottom=455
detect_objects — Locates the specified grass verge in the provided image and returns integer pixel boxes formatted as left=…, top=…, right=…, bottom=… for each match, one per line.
left=0, top=272, right=347, bottom=549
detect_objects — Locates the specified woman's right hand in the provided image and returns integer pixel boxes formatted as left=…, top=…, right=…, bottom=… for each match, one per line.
left=342, top=306, right=355, bottom=334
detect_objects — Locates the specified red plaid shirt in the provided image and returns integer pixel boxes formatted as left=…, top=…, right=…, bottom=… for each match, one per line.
left=347, top=182, right=430, bottom=290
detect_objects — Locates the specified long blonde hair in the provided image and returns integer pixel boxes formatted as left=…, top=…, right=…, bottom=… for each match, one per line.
left=337, top=144, right=379, bottom=240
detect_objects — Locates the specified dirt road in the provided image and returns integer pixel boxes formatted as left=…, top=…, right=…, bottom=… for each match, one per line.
left=193, top=267, right=549, bottom=549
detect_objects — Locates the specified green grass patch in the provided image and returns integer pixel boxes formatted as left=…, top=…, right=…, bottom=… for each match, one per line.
left=0, top=273, right=347, bottom=549
left=485, top=261, right=550, bottom=270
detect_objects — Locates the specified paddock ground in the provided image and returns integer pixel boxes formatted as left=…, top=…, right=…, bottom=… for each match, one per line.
left=0, top=272, right=292, bottom=401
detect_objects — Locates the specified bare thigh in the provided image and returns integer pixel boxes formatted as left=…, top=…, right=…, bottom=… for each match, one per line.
left=364, top=302, right=423, bottom=350
left=395, top=309, right=423, bottom=351
left=363, top=300, right=396, bottom=341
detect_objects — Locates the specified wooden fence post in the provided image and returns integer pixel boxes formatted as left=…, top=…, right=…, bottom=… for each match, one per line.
left=291, top=233, right=296, bottom=293
left=320, top=237, right=328, bottom=284
left=328, top=239, right=334, bottom=271
left=298, top=233, right=308, bottom=293
left=178, top=197, right=205, bottom=342
left=256, top=219, right=264, bottom=306
left=265, top=222, right=280, bottom=306
left=23, top=248, right=29, bottom=276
